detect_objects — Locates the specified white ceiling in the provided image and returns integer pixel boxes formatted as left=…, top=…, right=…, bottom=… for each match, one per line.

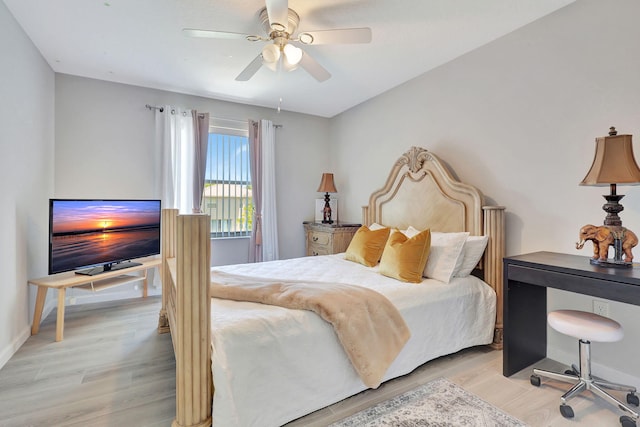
left=4, top=0, right=574, bottom=118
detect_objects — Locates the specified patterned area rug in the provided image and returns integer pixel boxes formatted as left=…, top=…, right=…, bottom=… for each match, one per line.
left=330, top=377, right=527, bottom=427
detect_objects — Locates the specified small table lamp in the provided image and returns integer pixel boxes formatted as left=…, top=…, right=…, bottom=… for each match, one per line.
left=579, top=127, right=640, bottom=266
left=317, top=173, right=337, bottom=224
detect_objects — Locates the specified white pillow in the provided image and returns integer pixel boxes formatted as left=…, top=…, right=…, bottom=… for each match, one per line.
left=408, top=227, right=468, bottom=283
left=371, top=223, right=413, bottom=237
left=394, top=228, right=413, bottom=237
left=369, top=222, right=387, bottom=231
left=403, top=226, right=421, bottom=238
left=455, top=235, right=489, bottom=278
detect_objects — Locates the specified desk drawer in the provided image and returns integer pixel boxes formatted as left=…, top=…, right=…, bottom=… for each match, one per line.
left=507, top=264, right=640, bottom=305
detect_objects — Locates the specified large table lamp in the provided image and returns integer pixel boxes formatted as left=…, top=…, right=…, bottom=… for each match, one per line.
left=317, top=173, right=337, bottom=224
left=578, top=127, right=640, bottom=266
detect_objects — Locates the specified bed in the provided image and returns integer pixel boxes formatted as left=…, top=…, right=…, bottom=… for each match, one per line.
left=158, top=146, right=505, bottom=427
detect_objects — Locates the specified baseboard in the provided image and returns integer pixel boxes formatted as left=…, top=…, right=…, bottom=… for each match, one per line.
left=0, top=325, right=30, bottom=370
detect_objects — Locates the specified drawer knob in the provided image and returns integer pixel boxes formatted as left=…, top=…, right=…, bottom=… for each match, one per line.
left=312, top=236, right=319, bottom=242
left=312, top=251, right=318, bottom=256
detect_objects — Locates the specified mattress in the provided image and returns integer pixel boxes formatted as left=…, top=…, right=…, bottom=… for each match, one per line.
left=210, top=254, right=496, bottom=427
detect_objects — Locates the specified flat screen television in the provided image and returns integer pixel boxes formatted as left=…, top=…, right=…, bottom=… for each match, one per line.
left=48, top=199, right=161, bottom=276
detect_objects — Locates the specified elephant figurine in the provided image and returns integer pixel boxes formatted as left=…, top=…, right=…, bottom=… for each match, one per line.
left=576, top=224, right=638, bottom=262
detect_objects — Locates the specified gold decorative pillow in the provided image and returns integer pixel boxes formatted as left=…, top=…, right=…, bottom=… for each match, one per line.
left=379, top=228, right=431, bottom=283
left=344, top=226, right=390, bottom=267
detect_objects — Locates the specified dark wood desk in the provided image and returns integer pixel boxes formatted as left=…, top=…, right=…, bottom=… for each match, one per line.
left=503, top=251, right=640, bottom=377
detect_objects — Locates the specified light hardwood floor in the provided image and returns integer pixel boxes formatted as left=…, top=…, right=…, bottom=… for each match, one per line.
left=0, top=297, right=629, bottom=426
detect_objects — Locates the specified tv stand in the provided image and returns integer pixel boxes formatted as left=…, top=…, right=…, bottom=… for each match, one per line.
left=75, top=260, right=143, bottom=276
left=28, top=257, right=161, bottom=341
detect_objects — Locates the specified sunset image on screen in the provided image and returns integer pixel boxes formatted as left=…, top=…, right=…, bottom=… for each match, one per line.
left=52, top=200, right=160, bottom=235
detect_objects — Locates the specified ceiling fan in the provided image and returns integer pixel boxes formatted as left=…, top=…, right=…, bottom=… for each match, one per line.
left=182, top=0, right=372, bottom=82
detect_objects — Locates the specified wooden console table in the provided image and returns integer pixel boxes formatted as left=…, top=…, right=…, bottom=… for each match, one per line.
left=503, top=251, right=640, bottom=377
left=28, top=257, right=161, bottom=342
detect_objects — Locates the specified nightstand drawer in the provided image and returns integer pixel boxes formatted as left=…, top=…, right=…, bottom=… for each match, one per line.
left=308, top=243, right=331, bottom=256
left=309, top=231, right=331, bottom=246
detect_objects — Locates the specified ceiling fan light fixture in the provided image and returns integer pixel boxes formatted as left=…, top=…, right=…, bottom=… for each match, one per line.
left=281, top=57, right=299, bottom=72
left=184, top=4, right=372, bottom=83
left=283, top=44, right=302, bottom=66
left=298, top=33, right=314, bottom=45
left=263, top=58, right=279, bottom=72
left=262, top=43, right=280, bottom=64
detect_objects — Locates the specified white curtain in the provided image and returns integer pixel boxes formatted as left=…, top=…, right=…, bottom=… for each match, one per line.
left=248, top=121, right=263, bottom=263
left=261, top=119, right=279, bottom=261
left=248, top=119, right=279, bottom=262
left=156, top=106, right=208, bottom=213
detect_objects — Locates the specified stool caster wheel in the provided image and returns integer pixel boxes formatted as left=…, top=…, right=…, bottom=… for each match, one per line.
left=620, top=415, right=637, bottom=427
left=627, top=393, right=640, bottom=406
left=530, top=375, right=541, bottom=387
left=560, top=404, right=574, bottom=419
left=564, top=369, right=578, bottom=376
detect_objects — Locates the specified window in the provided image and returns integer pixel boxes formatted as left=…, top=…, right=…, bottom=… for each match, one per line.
left=202, top=118, right=252, bottom=238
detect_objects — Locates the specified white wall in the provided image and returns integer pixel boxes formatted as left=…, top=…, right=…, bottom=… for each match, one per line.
left=54, top=74, right=331, bottom=303
left=331, top=0, right=640, bottom=385
left=0, top=2, right=54, bottom=368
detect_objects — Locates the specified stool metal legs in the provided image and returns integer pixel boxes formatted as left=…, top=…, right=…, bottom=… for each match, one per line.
left=531, top=339, right=639, bottom=426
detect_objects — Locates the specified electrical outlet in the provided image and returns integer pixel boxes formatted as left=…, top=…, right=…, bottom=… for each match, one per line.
left=593, top=300, right=609, bottom=317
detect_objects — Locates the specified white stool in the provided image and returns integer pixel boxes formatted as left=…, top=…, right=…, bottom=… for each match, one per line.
left=530, top=310, right=639, bottom=427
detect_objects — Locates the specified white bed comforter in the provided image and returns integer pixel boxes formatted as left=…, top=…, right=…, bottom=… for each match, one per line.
left=210, top=254, right=496, bottom=427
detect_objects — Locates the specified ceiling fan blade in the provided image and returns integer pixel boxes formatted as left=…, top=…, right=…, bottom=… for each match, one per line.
left=235, top=54, right=264, bottom=81
left=300, top=28, right=372, bottom=45
left=265, top=0, right=289, bottom=31
left=182, top=28, right=250, bottom=40
left=299, top=51, right=331, bottom=82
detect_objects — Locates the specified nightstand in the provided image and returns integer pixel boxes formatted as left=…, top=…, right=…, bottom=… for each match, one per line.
left=303, top=222, right=361, bottom=256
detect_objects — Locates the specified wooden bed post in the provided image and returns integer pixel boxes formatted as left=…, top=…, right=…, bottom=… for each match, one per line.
left=173, top=214, right=212, bottom=427
left=158, top=208, right=178, bottom=334
left=483, top=206, right=505, bottom=349
left=159, top=209, right=213, bottom=427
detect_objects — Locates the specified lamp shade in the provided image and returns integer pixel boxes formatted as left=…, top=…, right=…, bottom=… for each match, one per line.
left=317, top=173, right=337, bottom=193
left=580, top=127, right=640, bottom=186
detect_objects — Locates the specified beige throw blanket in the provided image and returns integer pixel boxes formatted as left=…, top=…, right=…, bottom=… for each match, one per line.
left=210, top=271, right=411, bottom=389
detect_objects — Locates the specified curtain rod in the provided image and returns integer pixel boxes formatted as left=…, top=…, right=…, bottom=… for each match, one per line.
left=145, top=104, right=282, bottom=128
left=145, top=104, right=205, bottom=119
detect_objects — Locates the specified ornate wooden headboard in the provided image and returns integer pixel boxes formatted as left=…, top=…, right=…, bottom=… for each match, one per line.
left=362, top=147, right=505, bottom=347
